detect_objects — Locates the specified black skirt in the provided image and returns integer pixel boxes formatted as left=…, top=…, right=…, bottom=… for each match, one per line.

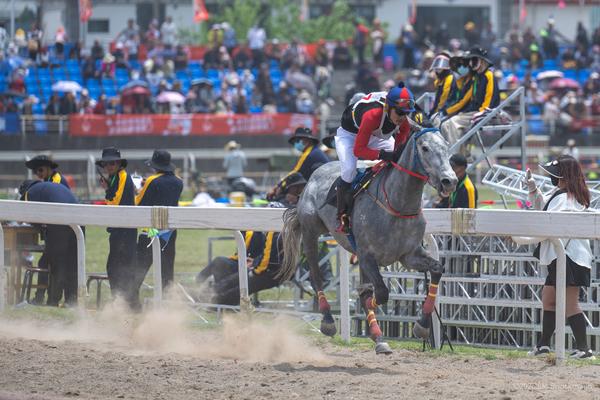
left=545, top=256, right=591, bottom=287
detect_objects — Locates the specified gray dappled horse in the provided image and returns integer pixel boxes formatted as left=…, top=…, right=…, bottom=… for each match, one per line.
left=279, top=128, right=457, bottom=354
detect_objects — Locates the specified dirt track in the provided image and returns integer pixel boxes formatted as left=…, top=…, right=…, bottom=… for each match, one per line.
left=0, top=307, right=599, bottom=400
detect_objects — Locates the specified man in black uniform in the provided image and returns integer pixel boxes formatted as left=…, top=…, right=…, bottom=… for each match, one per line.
left=96, top=147, right=137, bottom=306
left=266, top=127, right=329, bottom=200
left=211, top=230, right=284, bottom=306
left=25, top=155, right=70, bottom=303
left=19, top=180, right=79, bottom=306
left=25, top=155, right=70, bottom=189
left=131, top=150, right=183, bottom=309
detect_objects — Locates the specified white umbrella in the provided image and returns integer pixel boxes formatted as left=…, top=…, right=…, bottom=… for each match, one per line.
left=536, top=70, right=564, bottom=81
left=52, top=80, right=83, bottom=93
left=156, top=91, right=186, bottom=104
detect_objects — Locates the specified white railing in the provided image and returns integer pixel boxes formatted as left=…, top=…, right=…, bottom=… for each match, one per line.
left=1, top=201, right=598, bottom=364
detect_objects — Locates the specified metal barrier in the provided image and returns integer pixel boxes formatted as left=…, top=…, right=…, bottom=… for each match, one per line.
left=1, top=201, right=599, bottom=364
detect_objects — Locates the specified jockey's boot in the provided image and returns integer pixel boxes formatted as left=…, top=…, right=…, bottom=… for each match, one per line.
left=336, top=180, right=352, bottom=234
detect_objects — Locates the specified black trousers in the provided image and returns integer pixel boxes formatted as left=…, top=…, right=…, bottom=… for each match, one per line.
left=213, top=269, right=280, bottom=306
left=106, top=228, right=137, bottom=300
left=196, top=256, right=238, bottom=284
left=131, top=231, right=177, bottom=309
left=44, top=225, right=78, bottom=306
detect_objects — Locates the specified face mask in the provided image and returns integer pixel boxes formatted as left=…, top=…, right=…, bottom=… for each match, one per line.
left=457, top=66, right=469, bottom=76
left=294, top=141, right=305, bottom=152
left=551, top=176, right=559, bottom=186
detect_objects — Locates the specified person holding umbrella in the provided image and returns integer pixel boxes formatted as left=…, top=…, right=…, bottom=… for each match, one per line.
left=96, top=147, right=137, bottom=307
left=130, top=150, right=183, bottom=310
left=25, top=154, right=70, bottom=189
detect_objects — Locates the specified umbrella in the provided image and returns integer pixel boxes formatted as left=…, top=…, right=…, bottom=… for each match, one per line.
left=536, top=70, right=564, bottom=81
left=119, top=79, right=149, bottom=92
left=51, top=80, right=83, bottom=93
left=549, top=78, right=580, bottom=90
left=191, top=78, right=213, bottom=87
left=156, top=91, right=185, bottom=104
left=121, top=85, right=151, bottom=97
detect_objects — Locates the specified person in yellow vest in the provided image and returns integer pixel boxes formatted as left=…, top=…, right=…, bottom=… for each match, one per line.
left=266, top=127, right=330, bottom=201
left=130, top=150, right=183, bottom=310
left=429, top=52, right=457, bottom=117
left=435, top=154, right=477, bottom=209
left=25, top=155, right=70, bottom=189
left=96, top=147, right=137, bottom=307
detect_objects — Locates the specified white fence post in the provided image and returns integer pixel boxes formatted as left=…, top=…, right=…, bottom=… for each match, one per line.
left=550, top=238, right=567, bottom=365
left=234, top=230, right=250, bottom=312
left=425, top=234, right=442, bottom=350
left=69, top=225, right=86, bottom=314
left=0, top=224, right=5, bottom=312
left=152, top=237, right=163, bottom=306
left=338, top=247, right=351, bottom=343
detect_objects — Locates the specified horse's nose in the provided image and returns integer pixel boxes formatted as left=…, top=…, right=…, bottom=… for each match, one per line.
left=441, top=176, right=458, bottom=191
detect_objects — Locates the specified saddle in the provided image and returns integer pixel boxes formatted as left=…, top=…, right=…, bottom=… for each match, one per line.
left=322, top=163, right=386, bottom=209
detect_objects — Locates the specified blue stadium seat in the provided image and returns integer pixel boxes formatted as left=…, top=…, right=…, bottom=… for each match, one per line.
left=249, top=105, right=262, bottom=113
left=104, top=86, right=117, bottom=96
left=116, top=76, right=129, bottom=87
left=129, top=60, right=140, bottom=70
left=206, top=69, right=219, bottom=78
left=269, top=59, right=280, bottom=70
left=88, top=86, right=101, bottom=98
left=101, top=78, right=116, bottom=88
left=32, top=103, right=44, bottom=114
left=175, top=70, right=188, bottom=80
left=66, top=59, right=80, bottom=68
left=543, top=59, right=558, bottom=70
left=37, top=68, right=51, bottom=78
left=578, top=69, right=590, bottom=83
left=115, top=68, right=129, bottom=78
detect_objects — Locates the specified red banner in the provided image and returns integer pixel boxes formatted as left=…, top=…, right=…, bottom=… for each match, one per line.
left=79, top=0, right=93, bottom=22
left=193, top=0, right=209, bottom=23
left=69, top=114, right=318, bottom=137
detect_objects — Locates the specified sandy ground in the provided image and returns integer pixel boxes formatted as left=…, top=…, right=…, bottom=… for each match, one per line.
left=0, top=305, right=599, bottom=400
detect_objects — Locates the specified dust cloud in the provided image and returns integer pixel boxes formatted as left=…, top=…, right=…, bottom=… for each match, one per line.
left=0, top=296, right=329, bottom=365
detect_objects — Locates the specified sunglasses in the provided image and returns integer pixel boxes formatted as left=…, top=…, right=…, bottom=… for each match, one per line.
left=101, top=161, right=119, bottom=167
left=35, top=167, right=46, bottom=174
left=391, top=107, right=409, bottom=116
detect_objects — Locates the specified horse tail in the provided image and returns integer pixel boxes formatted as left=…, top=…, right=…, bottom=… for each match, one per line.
left=278, top=207, right=302, bottom=282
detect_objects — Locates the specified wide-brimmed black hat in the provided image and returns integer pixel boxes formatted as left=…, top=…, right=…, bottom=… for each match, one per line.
left=280, top=172, right=307, bottom=191
left=146, top=149, right=175, bottom=172
left=95, top=147, right=128, bottom=168
left=539, top=159, right=562, bottom=178
left=465, top=46, right=493, bottom=66
left=288, top=127, right=319, bottom=145
left=25, top=155, right=58, bottom=170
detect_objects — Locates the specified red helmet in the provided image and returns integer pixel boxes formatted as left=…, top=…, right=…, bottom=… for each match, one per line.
left=386, top=82, right=415, bottom=113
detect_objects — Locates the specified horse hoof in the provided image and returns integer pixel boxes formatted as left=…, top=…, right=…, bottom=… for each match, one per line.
left=375, top=341, right=392, bottom=355
left=320, top=313, right=337, bottom=337
left=413, top=321, right=430, bottom=339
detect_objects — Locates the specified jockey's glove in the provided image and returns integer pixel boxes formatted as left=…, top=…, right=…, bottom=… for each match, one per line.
left=525, top=169, right=537, bottom=193
left=378, top=150, right=396, bottom=162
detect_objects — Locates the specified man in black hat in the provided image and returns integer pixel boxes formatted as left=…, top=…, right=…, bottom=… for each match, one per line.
left=266, top=127, right=329, bottom=201
left=272, top=172, right=307, bottom=207
left=435, top=154, right=478, bottom=209
left=131, top=150, right=183, bottom=309
left=19, top=180, right=79, bottom=306
left=96, top=147, right=137, bottom=306
left=439, top=47, right=499, bottom=146
left=25, top=155, right=70, bottom=189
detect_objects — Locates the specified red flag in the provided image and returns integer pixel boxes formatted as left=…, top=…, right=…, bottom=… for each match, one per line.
left=558, top=0, right=566, bottom=8
left=409, top=0, right=417, bottom=25
left=79, top=0, right=92, bottom=22
left=520, top=0, right=527, bottom=23
left=194, top=0, right=209, bottom=23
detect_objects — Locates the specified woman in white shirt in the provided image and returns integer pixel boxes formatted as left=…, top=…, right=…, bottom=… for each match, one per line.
left=523, top=156, right=594, bottom=359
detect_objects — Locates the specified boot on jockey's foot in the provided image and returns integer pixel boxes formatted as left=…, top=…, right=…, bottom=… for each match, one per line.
left=336, top=180, right=352, bottom=234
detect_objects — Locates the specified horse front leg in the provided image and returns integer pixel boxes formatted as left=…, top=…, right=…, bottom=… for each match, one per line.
left=302, top=229, right=336, bottom=337
left=358, top=254, right=392, bottom=355
left=401, top=247, right=444, bottom=340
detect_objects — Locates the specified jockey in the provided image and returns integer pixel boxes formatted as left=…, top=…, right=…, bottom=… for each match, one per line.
left=429, top=52, right=456, bottom=117
left=334, top=82, right=415, bottom=233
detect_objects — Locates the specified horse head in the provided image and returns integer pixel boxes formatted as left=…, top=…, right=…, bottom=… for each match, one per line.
left=406, top=127, right=457, bottom=197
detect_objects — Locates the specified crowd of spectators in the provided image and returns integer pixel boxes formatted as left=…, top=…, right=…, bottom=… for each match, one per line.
left=1, top=15, right=600, bottom=137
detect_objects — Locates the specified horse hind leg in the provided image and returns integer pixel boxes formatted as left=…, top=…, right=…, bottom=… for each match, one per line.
left=302, top=226, right=336, bottom=337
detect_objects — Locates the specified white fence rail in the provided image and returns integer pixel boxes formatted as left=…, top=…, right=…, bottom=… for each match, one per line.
left=1, top=200, right=599, bottom=364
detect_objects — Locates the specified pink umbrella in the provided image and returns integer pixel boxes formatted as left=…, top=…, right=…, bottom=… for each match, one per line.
left=549, top=78, right=580, bottom=90
left=156, top=91, right=186, bottom=104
